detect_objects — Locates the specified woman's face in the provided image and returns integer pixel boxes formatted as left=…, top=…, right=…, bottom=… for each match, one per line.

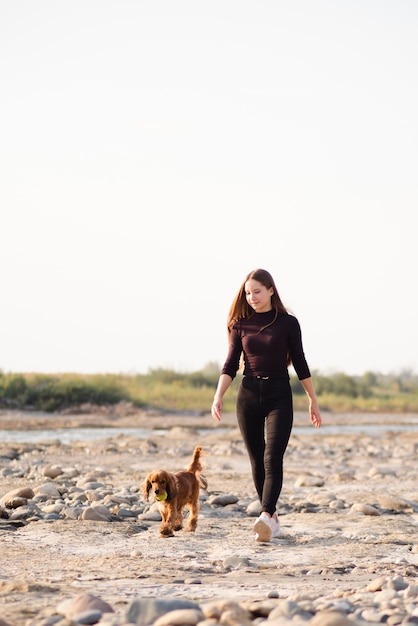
left=245, top=278, right=274, bottom=313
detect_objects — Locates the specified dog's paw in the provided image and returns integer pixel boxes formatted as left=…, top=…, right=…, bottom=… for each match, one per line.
left=185, top=524, right=197, bottom=532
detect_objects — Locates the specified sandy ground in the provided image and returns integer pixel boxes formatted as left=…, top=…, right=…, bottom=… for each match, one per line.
left=1, top=407, right=418, bottom=625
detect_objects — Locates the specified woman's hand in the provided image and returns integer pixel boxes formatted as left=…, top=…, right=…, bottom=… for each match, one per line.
left=211, top=398, right=222, bottom=422
left=309, top=399, right=322, bottom=428
left=300, top=378, right=322, bottom=428
left=211, top=375, right=232, bottom=423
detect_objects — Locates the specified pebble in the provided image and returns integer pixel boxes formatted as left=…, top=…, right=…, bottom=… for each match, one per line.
left=34, top=483, right=62, bottom=498
left=0, top=486, right=35, bottom=507
left=294, top=475, right=325, bottom=488
left=207, top=494, right=239, bottom=506
left=125, top=598, right=200, bottom=625
left=246, top=499, right=262, bottom=516
left=81, top=504, right=114, bottom=521
left=153, top=608, right=204, bottom=626
left=42, top=465, right=64, bottom=479
left=223, top=556, right=251, bottom=569
left=350, top=503, right=381, bottom=516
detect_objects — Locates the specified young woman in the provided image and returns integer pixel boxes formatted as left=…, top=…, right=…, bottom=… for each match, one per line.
left=211, top=269, right=321, bottom=542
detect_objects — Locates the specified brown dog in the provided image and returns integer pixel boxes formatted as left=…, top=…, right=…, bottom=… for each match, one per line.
left=142, top=445, right=207, bottom=537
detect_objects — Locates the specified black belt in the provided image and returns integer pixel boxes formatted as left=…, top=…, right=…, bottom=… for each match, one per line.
left=245, top=375, right=280, bottom=380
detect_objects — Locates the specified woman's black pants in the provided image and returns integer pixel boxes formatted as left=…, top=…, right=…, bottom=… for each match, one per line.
left=236, top=376, right=293, bottom=516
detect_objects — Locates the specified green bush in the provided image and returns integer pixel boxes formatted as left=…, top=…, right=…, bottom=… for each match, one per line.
left=0, top=373, right=127, bottom=412
left=0, top=366, right=417, bottom=414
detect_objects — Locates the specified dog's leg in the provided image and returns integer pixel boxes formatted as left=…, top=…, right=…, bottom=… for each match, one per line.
left=159, top=504, right=174, bottom=537
left=173, top=507, right=184, bottom=531
left=185, top=502, right=199, bottom=532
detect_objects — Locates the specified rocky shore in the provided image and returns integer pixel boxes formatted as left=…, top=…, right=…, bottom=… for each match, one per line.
left=1, top=408, right=418, bottom=626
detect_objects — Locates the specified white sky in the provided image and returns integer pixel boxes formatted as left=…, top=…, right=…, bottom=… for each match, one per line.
left=1, top=0, right=417, bottom=377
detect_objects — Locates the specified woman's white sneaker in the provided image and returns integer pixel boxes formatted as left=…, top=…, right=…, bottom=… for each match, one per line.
left=254, top=512, right=274, bottom=542
left=271, top=517, right=281, bottom=538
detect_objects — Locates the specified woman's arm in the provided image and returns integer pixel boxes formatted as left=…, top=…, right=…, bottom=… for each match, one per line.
left=211, top=374, right=233, bottom=422
left=300, top=377, right=322, bottom=428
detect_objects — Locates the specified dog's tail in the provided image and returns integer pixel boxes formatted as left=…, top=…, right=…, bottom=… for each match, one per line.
left=187, top=446, right=208, bottom=490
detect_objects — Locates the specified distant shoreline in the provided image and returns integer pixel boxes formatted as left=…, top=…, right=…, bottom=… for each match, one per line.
left=1, top=407, right=417, bottom=431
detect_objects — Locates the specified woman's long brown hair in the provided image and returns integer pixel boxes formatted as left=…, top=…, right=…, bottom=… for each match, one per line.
left=227, top=268, right=288, bottom=333
left=227, top=269, right=291, bottom=367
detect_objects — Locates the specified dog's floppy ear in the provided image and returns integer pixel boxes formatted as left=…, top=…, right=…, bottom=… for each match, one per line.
left=165, top=471, right=177, bottom=500
left=141, top=475, right=152, bottom=501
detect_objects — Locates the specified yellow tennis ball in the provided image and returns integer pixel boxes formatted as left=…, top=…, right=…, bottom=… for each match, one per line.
left=156, top=492, right=167, bottom=501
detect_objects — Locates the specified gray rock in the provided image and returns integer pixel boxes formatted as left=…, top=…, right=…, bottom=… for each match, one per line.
left=244, top=598, right=280, bottom=617
left=9, top=504, right=42, bottom=520
left=305, top=491, right=337, bottom=506
left=42, top=465, right=64, bottom=479
left=246, top=500, right=261, bottom=517
left=62, top=506, right=84, bottom=520
left=184, top=578, right=202, bottom=585
left=85, top=490, right=102, bottom=502
left=57, top=592, right=114, bottom=619
left=138, top=511, right=161, bottom=521
left=368, top=466, right=397, bottom=478
left=268, top=599, right=301, bottom=620
left=309, top=611, right=357, bottom=626
left=201, top=599, right=244, bottom=620
left=76, top=480, right=107, bottom=490
left=81, top=505, right=113, bottom=521
left=294, top=475, right=325, bottom=488
left=366, top=577, right=387, bottom=592
left=0, top=487, right=35, bottom=507
left=350, top=502, right=380, bottom=515
left=125, top=598, right=200, bottom=625
left=388, top=576, right=408, bottom=591
left=41, top=504, right=64, bottom=514
left=405, top=585, right=418, bottom=598
left=114, top=507, right=136, bottom=518
left=329, top=499, right=345, bottom=509
left=207, top=494, right=239, bottom=506
left=223, top=556, right=251, bottom=569
left=34, top=483, right=62, bottom=499
left=3, top=496, right=28, bottom=509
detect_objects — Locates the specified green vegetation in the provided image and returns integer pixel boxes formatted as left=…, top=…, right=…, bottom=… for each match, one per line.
left=0, top=366, right=417, bottom=413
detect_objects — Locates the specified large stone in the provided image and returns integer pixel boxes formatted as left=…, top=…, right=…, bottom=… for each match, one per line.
left=268, top=599, right=303, bottom=620
left=34, top=483, right=62, bottom=499
left=126, top=598, right=201, bottom=625
left=207, top=494, right=239, bottom=506
left=0, top=487, right=35, bottom=507
left=57, top=592, right=114, bottom=619
left=42, top=464, right=64, bottom=479
left=294, top=475, right=325, bottom=488
left=309, top=611, right=356, bottom=626
left=350, top=502, right=380, bottom=515
left=81, top=505, right=113, bottom=521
